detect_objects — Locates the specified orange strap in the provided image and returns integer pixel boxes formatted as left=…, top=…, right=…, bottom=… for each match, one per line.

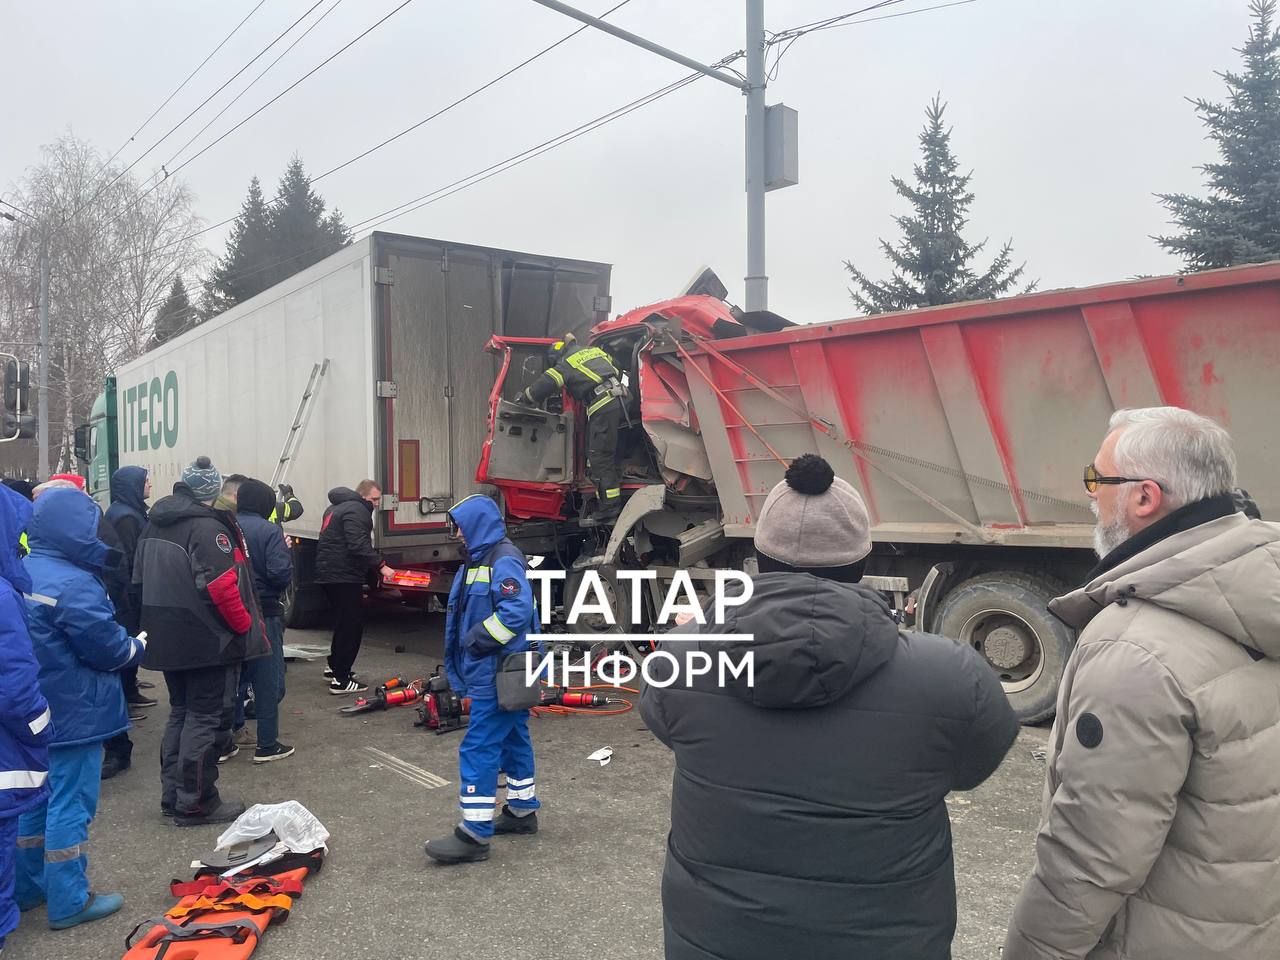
left=166, top=891, right=293, bottom=919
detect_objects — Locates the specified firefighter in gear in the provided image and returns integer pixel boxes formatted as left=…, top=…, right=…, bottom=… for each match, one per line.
left=519, top=334, right=625, bottom=521
left=423, top=495, right=540, bottom=864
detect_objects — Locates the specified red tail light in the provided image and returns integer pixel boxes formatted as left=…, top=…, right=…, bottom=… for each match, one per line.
left=383, top=568, right=433, bottom=590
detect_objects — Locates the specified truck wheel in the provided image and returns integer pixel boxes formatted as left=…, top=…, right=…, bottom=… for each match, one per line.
left=564, top=565, right=649, bottom=636
left=934, top=571, right=1074, bottom=724
left=282, top=540, right=331, bottom=630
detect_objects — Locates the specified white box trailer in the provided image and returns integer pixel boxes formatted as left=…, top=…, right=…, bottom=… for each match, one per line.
left=83, top=232, right=612, bottom=624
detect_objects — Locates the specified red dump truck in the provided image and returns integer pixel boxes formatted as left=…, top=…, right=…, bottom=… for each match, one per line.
left=477, top=261, right=1280, bottom=721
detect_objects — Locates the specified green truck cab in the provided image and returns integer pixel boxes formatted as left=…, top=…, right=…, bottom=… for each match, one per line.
left=74, top=377, right=117, bottom=510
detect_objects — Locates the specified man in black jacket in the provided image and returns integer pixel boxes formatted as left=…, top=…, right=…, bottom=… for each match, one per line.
left=641, top=454, right=1020, bottom=960
left=133, top=457, right=267, bottom=826
left=232, top=479, right=295, bottom=763
left=315, top=480, right=392, bottom=695
left=104, top=467, right=156, bottom=724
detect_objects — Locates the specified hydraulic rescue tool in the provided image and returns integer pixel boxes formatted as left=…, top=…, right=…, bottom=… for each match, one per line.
left=338, top=676, right=422, bottom=715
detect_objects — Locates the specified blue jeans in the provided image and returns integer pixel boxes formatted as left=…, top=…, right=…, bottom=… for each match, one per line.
left=235, top=617, right=285, bottom=748
left=16, top=744, right=103, bottom=923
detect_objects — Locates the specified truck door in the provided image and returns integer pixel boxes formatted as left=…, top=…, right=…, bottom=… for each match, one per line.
left=478, top=339, right=576, bottom=520
left=383, top=247, right=500, bottom=530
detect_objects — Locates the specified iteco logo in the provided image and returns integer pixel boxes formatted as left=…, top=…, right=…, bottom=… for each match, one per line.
left=121, top=371, right=179, bottom=452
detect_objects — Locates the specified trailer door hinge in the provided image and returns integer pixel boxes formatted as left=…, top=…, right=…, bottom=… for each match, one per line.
left=376, top=380, right=398, bottom=398
left=593, top=294, right=612, bottom=313
left=374, top=267, right=395, bottom=285
left=443, top=384, right=455, bottom=399
left=379, top=494, right=399, bottom=511
left=440, top=250, right=449, bottom=272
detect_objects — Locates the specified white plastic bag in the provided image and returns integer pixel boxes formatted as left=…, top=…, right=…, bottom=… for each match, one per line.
left=215, top=800, right=329, bottom=853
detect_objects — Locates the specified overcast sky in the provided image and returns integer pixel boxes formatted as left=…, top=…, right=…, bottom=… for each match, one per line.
left=0, top=0, right=1251, bottom=323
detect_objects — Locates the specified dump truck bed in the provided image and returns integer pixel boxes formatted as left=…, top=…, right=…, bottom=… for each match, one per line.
left=676, top=261, right=1280, bottom=546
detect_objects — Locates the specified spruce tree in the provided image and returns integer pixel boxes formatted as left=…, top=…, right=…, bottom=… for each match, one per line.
left=844, top=97, right=1033, bottom=314
left=263, top=156, right=351, bottom=289
left=206, top=175, right=273, bottom=311
left=1157, top=0, right=1280, bottom=269
left=150, top=277, right=194, bottom=347
left=203, top=158, right=351, bottom=313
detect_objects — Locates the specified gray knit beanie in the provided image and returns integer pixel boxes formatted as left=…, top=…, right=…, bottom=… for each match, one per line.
left=181, top=456, right=222, bottom=502
left=754, top=454, right=871, bottom=567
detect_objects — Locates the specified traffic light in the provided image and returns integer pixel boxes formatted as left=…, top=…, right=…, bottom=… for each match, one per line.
left=2, top=358, right=16, bottom=411
left=2, top=356, right=33, bottom=441
left=2, top=412, right=35, bottom=440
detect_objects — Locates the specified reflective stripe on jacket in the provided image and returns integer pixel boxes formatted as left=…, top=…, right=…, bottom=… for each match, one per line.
left=525, top=346, right=620, bottom=417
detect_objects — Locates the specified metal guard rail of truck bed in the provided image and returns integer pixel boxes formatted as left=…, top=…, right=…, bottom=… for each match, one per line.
left=666, top=332, right=996, bottom=544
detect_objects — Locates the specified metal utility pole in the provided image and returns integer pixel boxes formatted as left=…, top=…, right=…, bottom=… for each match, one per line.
left=530, top=0, right=791, bottom=312
left=743, top=0, right=766, bottom=311
left=37, top=235, right=49, bottom=479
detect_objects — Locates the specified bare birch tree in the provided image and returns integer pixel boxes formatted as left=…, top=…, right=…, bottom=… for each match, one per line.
left=0, top=134, right=205, bottom=476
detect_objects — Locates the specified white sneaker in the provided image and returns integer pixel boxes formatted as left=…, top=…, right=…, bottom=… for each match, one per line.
left=328, top=679, right=369, bottom=696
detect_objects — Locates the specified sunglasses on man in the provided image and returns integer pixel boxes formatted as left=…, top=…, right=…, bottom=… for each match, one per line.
left=1082, top=463, right=1164, bottom=494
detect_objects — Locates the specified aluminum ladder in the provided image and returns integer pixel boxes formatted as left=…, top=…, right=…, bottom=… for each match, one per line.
left=271, top=359, right=330, bottom=489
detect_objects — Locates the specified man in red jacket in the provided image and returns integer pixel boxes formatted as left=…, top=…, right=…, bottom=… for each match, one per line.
left=133, top=457, right=267, bottom=827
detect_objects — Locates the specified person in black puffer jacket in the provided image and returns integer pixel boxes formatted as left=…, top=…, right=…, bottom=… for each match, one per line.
left=315, top=481, right=391, bottom=695
left=641, top=454, right=1020, bottom=960
left=133, top=457, right=266, bottom=827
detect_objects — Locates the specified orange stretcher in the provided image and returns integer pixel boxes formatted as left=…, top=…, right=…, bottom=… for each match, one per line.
left=122, top=866, right=312, bottom=960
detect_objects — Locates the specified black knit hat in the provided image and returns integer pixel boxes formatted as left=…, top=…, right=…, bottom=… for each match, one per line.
left=236, top=478, right=276, bottom=520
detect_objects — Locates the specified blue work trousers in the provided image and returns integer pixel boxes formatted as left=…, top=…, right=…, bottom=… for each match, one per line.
left=457, top=697, right=539, bottom=841
left=15, top=744, right=103, bottom=923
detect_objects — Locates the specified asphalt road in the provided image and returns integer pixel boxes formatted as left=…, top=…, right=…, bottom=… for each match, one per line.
left=7, top=601, right=1048, bottom=960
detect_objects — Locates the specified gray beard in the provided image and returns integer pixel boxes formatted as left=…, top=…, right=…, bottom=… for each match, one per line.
left=1091, top=501, right=1133, bottom=558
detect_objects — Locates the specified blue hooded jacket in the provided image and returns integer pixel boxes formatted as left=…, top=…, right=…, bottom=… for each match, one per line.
left=104, top=465, right=149, bottom=530
left=235, top=478, right=294, bottom=615
left=0, top=484, right=52, bottom=817
left=24, top=488, right=145, bottom=748
left=444, top=495, right=537, bottom=699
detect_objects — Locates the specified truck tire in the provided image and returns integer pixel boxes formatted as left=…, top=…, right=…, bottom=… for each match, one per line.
left=282, top=539, right=331, bottom=630
left=934, top=571, right=1074, bottom=724
left=564, top=565, right=648, bottom=636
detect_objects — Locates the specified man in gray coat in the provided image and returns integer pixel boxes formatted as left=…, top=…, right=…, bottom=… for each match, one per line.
left=1004, top=407, right=1280, bottom=959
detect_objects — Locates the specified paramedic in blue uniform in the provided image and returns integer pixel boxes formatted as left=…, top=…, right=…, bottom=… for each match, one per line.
left=424, top=494, right=540, bottom=864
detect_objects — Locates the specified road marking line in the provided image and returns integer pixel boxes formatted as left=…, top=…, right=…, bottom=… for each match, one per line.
left=365, top=747, right=450, bottom=789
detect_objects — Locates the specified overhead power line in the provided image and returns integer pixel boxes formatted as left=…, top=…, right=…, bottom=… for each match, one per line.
left=104, top=0, right=637, bottom=267
left=97, top=0, right=270, bottom=175
left=159, top=0, right=418, bottom=183
left=106, top=59, right=721, bottom=331
left=799, top=0, right=977, bottom=34
left=90, top=0, right=418, bottom=244
left=65, top=0, right=329, bottom=233
left=766, top=0, right=978, bottom=80
left=348, top=72, right=706, bottom=234
left=160, top=0, right=349, bottom=174
left=0, top=198, right=37, bottom=222
left=303, top=0, right=634, bottom=192
left=769, top=0, right=912, bottom=41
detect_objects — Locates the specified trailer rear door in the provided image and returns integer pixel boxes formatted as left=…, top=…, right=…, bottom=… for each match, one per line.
left=375, top=234, right=609, bottom=539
